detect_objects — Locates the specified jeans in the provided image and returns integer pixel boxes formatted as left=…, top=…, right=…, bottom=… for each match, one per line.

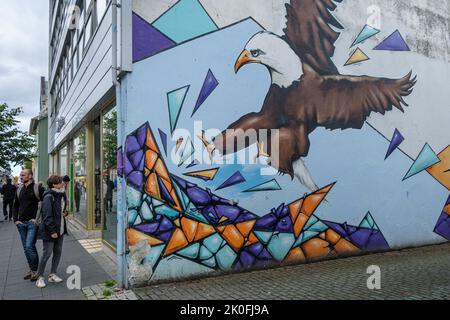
left=37, top=236, right=64, bottom=276
left=3, top=199, right=13, bottom=219
left=17, top=221, right=39, bottom=272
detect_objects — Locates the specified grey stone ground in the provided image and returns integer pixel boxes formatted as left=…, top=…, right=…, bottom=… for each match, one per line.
left=0, top=200, right=113, bottom=300
left=135, top=243, right=450, bottom=300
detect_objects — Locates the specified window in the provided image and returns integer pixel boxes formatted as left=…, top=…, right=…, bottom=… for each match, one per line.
left=96, top=0, right=108, bottom=23
left=73, top=128, right=87, bottom=227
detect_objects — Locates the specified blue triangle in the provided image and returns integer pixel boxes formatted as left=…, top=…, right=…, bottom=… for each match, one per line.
left=152, top=0, right=218, bottom=44
left=216, top=171, right=246, bottom=191
left=158, top=129, right=168, bottom=156
left=385, top=129, right=405, bottom=160
left=254, top=231, right=273, bottom=245
left=243, top=179, right=282, bottom=192
left=267, top=233, right=296, bottom=262
left=403, top=143, right=440, bottom=180
left=351, top=24, right=380, bottom=47
left=167, top=86, right=189, bottom=134
left=359, top=212, right=379, bottom=231
left=374, top=30, right=410, bottom=51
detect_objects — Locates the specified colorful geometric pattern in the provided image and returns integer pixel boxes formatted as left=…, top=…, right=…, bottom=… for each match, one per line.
left=192, top=69, right=219, bottom=116
left=351, top=24, right=380, bottom=47
left=216, top=171, right=246, bottom=191
left=434, top=195, right=450, bottom=240
left=186, top=159, right=200, bottom=169
left=152, top=0, right=218, bottom=44
left=344, top=48, right=370, bottom=66
left=126, top=124, right=390, bottom=276
left=403, top=143, right=441, bottom=180
left=385, top=129, right=405, bottom=160
left=158, top=129, right=168, bottom=156
left=132, top=13, right=175, bottom=62
left=374, top=30, right=410, bottom=51
left=426, top=145, right=450, bottom=190
left=178, top=137, right=195, bottom=166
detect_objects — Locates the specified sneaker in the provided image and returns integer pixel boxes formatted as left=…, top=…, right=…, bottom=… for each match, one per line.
left=36, top=277, right=46, bottom=288
left=23, top=270, right=33, bottom=280
left=48, top=274, right=63, bottom=283
left=30, top=271, right=39, bottom=282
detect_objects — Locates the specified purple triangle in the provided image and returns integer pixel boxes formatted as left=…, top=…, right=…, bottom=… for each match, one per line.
left=186, top=159, right=200, bottom=169
left=385, top=129, right=405, bottom=159
left=157, top=175, right=175, bottom=205
left=132, top=13, right=175, bottom=62
left=434, top=212, right=450, bottom=240
left=158, top=129, right=168, bottom=156
left=192, top=69, right=219, bottom=116
left=374, top=30, right=410, bottom=51
left=216, top=171, right=246, bottom=191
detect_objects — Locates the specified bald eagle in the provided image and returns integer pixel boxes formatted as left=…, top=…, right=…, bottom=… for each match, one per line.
left=208, top=0, right=416, bottom=192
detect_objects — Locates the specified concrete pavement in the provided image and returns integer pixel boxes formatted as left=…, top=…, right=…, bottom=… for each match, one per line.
left=0, top=200, right=113, bottom=300
left=135, top=243, right=450, bottom=300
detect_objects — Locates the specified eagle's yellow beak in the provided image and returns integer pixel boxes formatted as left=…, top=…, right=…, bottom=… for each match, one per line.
left=234, top=50, right=259, bottom=73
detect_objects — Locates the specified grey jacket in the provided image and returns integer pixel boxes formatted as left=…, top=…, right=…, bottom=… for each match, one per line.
left=39, top=189, right=68, bottom=241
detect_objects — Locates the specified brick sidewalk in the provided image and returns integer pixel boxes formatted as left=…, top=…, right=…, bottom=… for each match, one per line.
left=0, top=200, right=113, bottom=300
left=135, top=243, right=450, bottom=300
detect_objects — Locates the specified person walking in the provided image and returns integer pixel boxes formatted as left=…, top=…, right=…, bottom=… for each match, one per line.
left=1, top=178, right=16, bottom=221
left=13, top=169, right=45, bottom=281
left=36, top=175, right=68, bottom=288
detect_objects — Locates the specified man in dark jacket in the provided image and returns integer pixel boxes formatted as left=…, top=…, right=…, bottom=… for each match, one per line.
left=13, top=169, right=45, bottom=281
left=1, top=178, right=16, bottom=221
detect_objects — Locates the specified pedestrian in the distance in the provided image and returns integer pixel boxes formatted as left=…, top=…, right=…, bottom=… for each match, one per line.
left=36, top=175, right=68, bottom=289
left=62, top=175, right=70, bottom=216
left=1, top=178, right=16, bottom=221
left=13, top=169, right=45, bottom=281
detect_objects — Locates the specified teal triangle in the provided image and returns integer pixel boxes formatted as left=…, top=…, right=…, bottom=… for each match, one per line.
left=143, top=245, right=166, bottom=267
left=294, top=231, right=318, bottom=247
left=359, top=212, right=379, bottom=231
left=403, top=143, right=440, bottom=180
left=152, top=0, right=218, bottom=43
left=216, top=245, right=237, bottom=270
left=304, top=215, right=319, bottom=231
left=177, top=243, right=200, bottom=259
left=244, top=179, right=282, bottom=193
left=199, top=245, right=214, bottom=260
left=185, top=205, right=208, bottom=224
left=128, top=209, right=139, bottom=226
left=307, top=221, right=329, bottom=233
left=267, top=233, right=296, bottom=262
left=167, top=85, right=189, bottom=134
left=254, top=231, right=273, bottom=245
left=203, top=234, right=224, bottom=254
left=154, top=204, right=180, bottom=221
left=351, top=24, right=380, bottom=47
left=202, top=256, right=216, bottom=268
left=178, top=137, right=195, bottom=166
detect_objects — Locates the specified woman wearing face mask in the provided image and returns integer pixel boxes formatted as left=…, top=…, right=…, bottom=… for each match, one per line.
left=36, top=175, right=68, bottom=288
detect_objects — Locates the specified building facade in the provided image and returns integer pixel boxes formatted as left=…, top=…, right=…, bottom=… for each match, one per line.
left=48, top=0, right=450, bottom=289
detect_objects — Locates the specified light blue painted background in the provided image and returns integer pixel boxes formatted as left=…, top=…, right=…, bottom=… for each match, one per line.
left=125, top=18, right=448, bottom=257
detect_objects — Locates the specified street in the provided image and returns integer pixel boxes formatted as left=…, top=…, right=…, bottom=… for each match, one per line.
left=135, top=243, right=450, bottom=300
left=0, top=199, right=113, bottom=300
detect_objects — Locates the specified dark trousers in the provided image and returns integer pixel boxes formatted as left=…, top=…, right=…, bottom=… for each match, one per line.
left=37, top=236, right=64, bottom=276
left=17, top=221, right=39, bottom=272
left=3, top=199, right=13, bottom=219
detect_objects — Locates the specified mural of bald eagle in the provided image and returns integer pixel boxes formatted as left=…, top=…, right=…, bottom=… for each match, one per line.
left=207, top=0, right=416, bottom=192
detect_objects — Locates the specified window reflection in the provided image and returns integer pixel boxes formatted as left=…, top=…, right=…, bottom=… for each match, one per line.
left=73, top=128, right=87, bottom=226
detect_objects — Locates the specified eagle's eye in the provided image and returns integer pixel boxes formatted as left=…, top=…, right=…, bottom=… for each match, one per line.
left=251, top=49, right=263, bottom=58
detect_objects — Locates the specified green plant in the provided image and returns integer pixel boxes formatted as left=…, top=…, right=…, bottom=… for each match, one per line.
left=105, top=279, right=117, bottom=288
left=103, top=289, right=112, bottom=297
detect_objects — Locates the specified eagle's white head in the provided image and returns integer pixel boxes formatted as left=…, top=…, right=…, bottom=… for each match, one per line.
left=235, top=31, right=303, bottom=88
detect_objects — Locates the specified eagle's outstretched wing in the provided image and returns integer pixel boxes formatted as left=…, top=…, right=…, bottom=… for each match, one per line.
left=309, top=70, right=417, bottom=130
left=283, top=0, right=344, bottom=75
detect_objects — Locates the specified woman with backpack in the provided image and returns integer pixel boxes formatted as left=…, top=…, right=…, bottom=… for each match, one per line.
left=36, top=175, right=68, bottom=288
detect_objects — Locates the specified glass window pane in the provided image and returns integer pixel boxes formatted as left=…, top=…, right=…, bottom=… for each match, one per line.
left=84, top=14, right=92, bottom=46
left=96, top=0, right=107, bottom=23
left=102, top=106, right=117, bottom=248
left=73, top=128, right=87, bottom=227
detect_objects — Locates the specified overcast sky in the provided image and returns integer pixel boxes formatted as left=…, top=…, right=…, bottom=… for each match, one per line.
left=0, top=1, right=49, bottom=175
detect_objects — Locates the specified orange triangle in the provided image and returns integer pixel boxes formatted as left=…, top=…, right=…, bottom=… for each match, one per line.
left=285, top=247, right=306, bottom=263
left=221, top=225, right=245, bottom=252
left=127, top=229, right=164, bottom=247
left=236, top=220, right=256, bottom=238
left=289, top=199, right=304, bottom=223
left=302, top=183, right=335, bottom=216
left=164, top=228, right=189, bottom=256
left=146, top=128, right=159, bottom=153
left=194, top=223, right=216, bottom=242
left=245, top=232, right=259, bottom=247
left=155, top=159, right=171, bottom=182
left=181, top=218, right=198, bottom=243
left=293, top=213, right=310, bottom=238
left=217, top=226, right=226, bottom=233
left=145, top=172, right=160, bottom=199
left=145, top=150, right=159, bottom=170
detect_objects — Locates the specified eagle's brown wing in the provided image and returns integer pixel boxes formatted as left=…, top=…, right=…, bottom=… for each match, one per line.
left=283, top=0, right=344, bottom=75
left=310, top=71, right=417, bottom=130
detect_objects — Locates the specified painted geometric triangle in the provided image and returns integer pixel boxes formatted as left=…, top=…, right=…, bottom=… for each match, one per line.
left=403, top=143, right=441, bottom=180
left=385, top=128, right=405, bottom=160
left=158, top=129, right=168, bottom=156
left=216, top=171, right=246, bottom=191
left=178, top=137, right=195, bottom=166
left=167, top=86, right=190, bottom=134
left=351, top=24, right=380, bottom=47
left=184, top=168, right=219, bottom=181
left=344, top=48, right=370, bottom=66
left=359, top=212, right=379, bottom=231
left=243, top=179, right=282, bottom=192
left=374, top=30, right=410, bottom=51
left=152, top=0, right=218, bottom=44
left=192, top=69, right=219, bottom=116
